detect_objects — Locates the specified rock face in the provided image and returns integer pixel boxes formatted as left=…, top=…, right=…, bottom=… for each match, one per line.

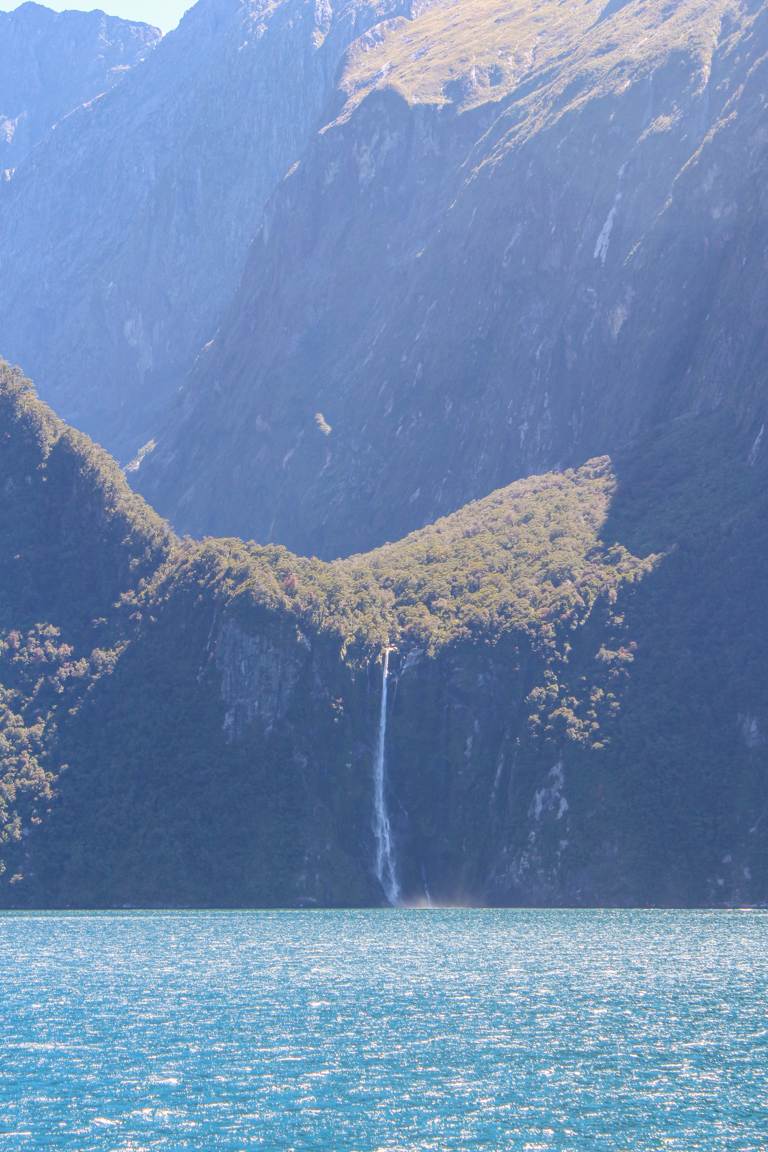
left=134, top=0, right=768, bottom=557
left=0, top=3, right=159, bottom=172
left=2, top=1, right=768, bottom=909
left=2, top=364, right=768, bottom=909
left=0, top=0, right=416, bottom=455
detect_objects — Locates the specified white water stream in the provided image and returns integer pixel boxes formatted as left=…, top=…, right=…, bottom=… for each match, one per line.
left=373, top=648, right=400, bottom=905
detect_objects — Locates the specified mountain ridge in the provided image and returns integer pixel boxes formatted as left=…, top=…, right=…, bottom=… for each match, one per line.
left=134, top=0, right=768, bottom=559
left=2, top=0, right=768, bottom=909
left=2, top=362, right=767, bottom=908
left=0, top=2, right=159, bottom=173
left=0, top=0, right=422, bottom=456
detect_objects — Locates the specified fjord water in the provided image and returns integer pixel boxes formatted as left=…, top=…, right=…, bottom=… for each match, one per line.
left=1, top=911, right=766, bottom=1150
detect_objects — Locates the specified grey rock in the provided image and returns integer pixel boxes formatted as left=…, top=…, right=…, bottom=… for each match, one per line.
left=0, top=0, right=414, bottom=456
left=0, top=2, right=159, bottom=172
left=136, top=0, right=768, bottom=558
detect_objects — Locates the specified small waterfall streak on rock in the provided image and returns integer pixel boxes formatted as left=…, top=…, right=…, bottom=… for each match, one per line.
left=373, top=647, right=400, bottom=905
left=421, top=864, right=433, bottom=908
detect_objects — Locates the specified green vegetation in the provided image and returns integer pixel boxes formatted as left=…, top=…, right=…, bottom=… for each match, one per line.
left=0, top=362, right=657, bottom=898
left=350, top=460, right=656, bottom=652
left=146, top=456, right=656, bottom=660
left=2, top=362, right=767, bottom=907
left=0, top=363, right=171, bottom=878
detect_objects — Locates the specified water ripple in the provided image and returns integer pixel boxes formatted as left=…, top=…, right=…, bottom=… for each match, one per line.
left=0, top=910, right=766, bottom=1150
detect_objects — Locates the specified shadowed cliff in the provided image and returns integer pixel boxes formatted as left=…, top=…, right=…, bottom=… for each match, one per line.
left=2, top=363, right=766, bottom=908
left=135, top=0, right=768, bottom=560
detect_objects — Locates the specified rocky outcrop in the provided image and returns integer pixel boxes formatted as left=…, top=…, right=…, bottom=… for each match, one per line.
left=0, top=3, right=159, bottom=172
left=0, top=0, right=422, bottom=456
left=135, top=0, right=768, bottom=557
left=2, top=2, right=768, bottom=909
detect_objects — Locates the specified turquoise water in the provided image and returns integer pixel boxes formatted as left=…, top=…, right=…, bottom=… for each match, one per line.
left=0, top=911, right=766, bottom=1150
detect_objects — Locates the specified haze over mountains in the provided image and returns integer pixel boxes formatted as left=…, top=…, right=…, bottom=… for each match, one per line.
left=1, top=0, right=767, bottom=906
left=0, top=2, right=159, bottom=172
left=0, top=0, right=419, bottom=454
left=138, top=0, right=768, bottom=557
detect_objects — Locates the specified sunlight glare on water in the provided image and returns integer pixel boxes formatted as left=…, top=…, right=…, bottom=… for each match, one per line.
left=0, top=909, right=766, bottom=1150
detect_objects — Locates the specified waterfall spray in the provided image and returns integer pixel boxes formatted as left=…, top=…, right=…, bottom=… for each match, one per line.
left=373, top=647, right=400, bottom=905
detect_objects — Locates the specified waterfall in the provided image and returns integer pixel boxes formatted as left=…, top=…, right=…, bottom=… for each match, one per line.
left=373, top=647, right=400, bottom=905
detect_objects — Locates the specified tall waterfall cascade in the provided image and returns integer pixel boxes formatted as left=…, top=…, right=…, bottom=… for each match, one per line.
left=373, top=648, right=400, bottom=905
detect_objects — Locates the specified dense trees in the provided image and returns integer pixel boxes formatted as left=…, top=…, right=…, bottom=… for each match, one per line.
left=1, top=364, right=767, bottom=906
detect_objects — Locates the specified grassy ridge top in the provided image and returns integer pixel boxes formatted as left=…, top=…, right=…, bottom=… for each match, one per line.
left=341, top=0, right=738, bottom=116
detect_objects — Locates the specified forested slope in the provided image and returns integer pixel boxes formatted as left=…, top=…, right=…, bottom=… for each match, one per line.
left=2, top=364, right=766, bottom=907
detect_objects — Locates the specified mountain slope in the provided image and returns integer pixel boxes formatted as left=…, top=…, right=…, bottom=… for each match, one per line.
left=135, top=0, right=768, bottom=558
left=0, top=2, right=159, bottom=172
left=2, top=363, right=767, bottom=908
left=0, top=0, right=415, bottom=455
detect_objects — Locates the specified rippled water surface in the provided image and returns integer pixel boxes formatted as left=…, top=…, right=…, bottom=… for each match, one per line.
left=1, top=910, right=767, bottom=1149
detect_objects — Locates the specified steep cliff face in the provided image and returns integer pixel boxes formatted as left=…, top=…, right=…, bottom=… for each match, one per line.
left=3, top=0, right=768, bottom=908
left=2, top=366, right=767, bottom=908
left=135, top=0, right=768, bottom=557
left=0, top=0, right=416, bottom=455
left=0, top=3, right=159, bottom=173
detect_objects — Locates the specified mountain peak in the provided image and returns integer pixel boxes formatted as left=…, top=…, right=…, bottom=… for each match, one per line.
left=0, top=2, right=160, bottom=168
